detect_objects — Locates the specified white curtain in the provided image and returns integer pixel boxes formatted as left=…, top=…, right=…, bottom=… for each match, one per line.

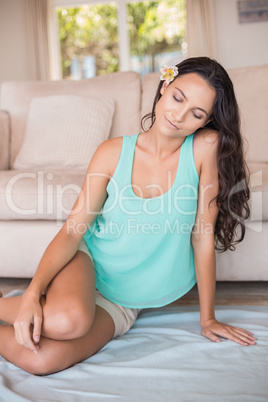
left=186, top=0, right=217, bottom=59
left=26, top=0, right=61, bottom=80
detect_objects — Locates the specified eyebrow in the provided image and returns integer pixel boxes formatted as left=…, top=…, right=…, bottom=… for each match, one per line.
left=175, top=87, right=209, bottom=116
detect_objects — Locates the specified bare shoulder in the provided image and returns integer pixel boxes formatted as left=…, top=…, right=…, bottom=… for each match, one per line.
left=192, top=128, right=219, bottom=180
left=194, top=128, right=219, bottom=169
left=194, top=128, right=219, bottom=148
left=89, top=136, right=123, bottom=178
left=192, top=129, right=220, bottom=238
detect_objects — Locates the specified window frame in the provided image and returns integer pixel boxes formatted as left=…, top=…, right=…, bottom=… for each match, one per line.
left=52, top=0, right=185, bottom=79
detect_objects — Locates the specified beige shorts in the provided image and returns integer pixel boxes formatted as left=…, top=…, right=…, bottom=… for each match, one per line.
left=77, top=238, right=141, bottom=338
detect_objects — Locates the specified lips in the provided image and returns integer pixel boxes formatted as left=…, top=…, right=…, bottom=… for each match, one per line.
left=164, top=116, right=178, bottom=129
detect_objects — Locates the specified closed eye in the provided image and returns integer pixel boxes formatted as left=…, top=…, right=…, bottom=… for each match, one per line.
left=192, top=112, right=202, bottom=120
left=173, top=95, right=204, bottom=119
left=173, top=95, right=182, bottom=103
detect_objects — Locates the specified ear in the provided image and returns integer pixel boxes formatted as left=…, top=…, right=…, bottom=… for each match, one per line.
left=160, top=80, right=168, bottom=95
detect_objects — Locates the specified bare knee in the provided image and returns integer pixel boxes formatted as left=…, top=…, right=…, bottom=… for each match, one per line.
left=43, top=302, right=94, bottom=340
left=24, top=348, right=70, bottom=376
left=56, top=307, right=93, bottom=339
left=24, top=354, right=56, bottom=376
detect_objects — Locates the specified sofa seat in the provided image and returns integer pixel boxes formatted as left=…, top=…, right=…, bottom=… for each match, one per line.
left=0, top=169, right=85, bottom=221
left=247, top=162, right=268, bottom=221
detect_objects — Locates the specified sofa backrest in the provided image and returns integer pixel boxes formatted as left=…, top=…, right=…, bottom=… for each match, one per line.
left=227, top=64, right=268, bottom=163
left=142, top=65, right=268, bottom=163
left=1, top=71, right=141, bottom=168
left=2, top=65, right=267, bottom=168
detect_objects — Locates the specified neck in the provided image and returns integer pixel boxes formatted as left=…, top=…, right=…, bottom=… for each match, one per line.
left=142, top=126, right=186, bottom=159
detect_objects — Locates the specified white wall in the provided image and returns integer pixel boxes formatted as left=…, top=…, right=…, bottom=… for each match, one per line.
left=0, top=0, right=268, bottom=86
left=0, top=0, right=31, bottom=86
left=214, top=0, right=268, bottom=70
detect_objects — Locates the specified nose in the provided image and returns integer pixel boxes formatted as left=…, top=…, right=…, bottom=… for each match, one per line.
left=172, top=106, right=187, bottom=123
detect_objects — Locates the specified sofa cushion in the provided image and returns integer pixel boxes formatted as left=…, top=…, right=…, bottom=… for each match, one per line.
left=0, top=71, right=141, bottom=168
left=0, top=169, right=85, bottom=221
left=141, top=72, right=160, bottom=130
left=247, top=162, right=268, bottom=223
left=0, top=110, right=9, bottom=170
left=13, top=95, right=115, bottom=170
left=228, top=65, right=268, bottom=163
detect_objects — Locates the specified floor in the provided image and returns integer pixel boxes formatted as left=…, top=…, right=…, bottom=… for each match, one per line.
left=1, top=278, right=268, bottom=305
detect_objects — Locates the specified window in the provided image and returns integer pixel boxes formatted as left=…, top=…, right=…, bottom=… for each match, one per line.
left=57, top=3, right=119, bottom=79
left=127, top=1, right=186, bottom=76
left=54, top=0, right=186, bottom=79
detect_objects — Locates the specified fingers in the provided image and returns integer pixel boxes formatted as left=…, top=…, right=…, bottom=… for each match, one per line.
left=224, top=327, right=257, bottom=346
left=202, top=325, right=257, bottom=346
left=33, top=315, right=43, bottom=346
left=232, top=326, right=256, bottom=340
left=13, top=321, right=39, bottom=352
left=201, top=329, right=221, bottom=343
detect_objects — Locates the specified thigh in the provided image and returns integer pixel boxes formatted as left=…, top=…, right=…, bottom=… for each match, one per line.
left=45, top=305, right=115, bottom=373
left=0, top=305, right=115, bottom=375
left=0, top=251, right=95, bottom=331
left=42, top=250, right=96, bottom=332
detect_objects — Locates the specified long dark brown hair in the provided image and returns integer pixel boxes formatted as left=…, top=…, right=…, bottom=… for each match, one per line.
left=141, top=57, right=250, bottom=253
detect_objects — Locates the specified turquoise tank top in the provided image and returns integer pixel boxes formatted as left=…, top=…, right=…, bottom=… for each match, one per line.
left=84, top=132, right=199, bottom=308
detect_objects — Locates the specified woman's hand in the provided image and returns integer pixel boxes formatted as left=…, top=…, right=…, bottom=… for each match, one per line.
left=13, top=292, right=43, bottom=353
left=201, top=319, right=257, bottom=346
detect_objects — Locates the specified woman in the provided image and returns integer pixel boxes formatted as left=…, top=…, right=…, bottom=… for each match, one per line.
left=0, top=57, right=256, bottom=375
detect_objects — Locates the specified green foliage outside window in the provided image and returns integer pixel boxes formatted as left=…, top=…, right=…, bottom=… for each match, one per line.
left=57, top=4, right=118, bottom=78
left=57, top=0, right=186, bottom=79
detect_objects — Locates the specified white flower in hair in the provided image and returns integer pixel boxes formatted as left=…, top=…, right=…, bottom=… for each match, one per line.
left=160, top=65, right=179, bottom=84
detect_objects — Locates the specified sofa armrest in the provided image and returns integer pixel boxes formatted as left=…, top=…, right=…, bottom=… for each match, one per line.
left=0, top=110, right=10, bottom=170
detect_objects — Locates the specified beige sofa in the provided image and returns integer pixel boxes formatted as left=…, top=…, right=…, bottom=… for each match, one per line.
left=0, top=65, right=267, bottom=280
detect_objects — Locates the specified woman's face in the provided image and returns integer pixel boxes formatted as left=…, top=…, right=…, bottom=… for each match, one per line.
left=155, top=72, right=216, bottom=137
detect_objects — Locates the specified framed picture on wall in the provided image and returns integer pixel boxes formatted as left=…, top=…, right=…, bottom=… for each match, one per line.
left=238, top=0, right=268, bottom=23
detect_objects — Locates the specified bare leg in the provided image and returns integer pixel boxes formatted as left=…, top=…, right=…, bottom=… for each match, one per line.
left=0, top=250, right=97, bottom=340
left=0, top=305, right=115, bottom=375
left=0, top=250, right=116, bottom=374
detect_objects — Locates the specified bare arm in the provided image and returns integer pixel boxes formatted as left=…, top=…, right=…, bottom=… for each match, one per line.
left=26, top=140, right=113, bottom=299
left=191, top=130, right=219, bottom=327
left=192, top=130, right=256, bottom=346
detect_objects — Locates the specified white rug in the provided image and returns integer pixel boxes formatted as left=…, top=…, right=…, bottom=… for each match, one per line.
left=0, top=301, right=267, bottom=401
